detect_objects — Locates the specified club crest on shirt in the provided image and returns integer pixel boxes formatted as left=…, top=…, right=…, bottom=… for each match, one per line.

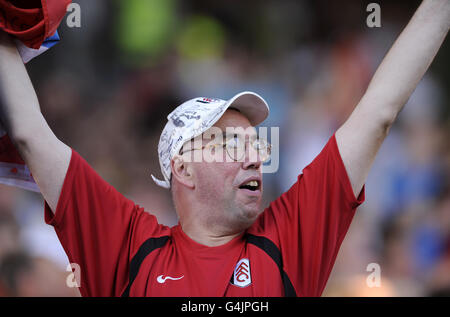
left=231, top=258, right=251, bottom=288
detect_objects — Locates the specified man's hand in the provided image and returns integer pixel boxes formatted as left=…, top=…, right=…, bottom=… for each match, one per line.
left=335, top=0, right=450, bottom=197
left=0, top=31, right=71, bottom=212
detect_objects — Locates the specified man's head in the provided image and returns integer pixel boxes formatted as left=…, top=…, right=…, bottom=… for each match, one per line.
left=152, top=92, right=269, bottom=237
left=171, top=108, right=265, bottom=233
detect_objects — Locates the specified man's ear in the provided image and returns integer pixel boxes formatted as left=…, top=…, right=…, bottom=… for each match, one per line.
left=171, top=156, right=195, bottom=189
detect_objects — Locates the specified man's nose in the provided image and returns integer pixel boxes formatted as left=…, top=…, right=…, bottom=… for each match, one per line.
left=242, top=143, right=262, bottom=170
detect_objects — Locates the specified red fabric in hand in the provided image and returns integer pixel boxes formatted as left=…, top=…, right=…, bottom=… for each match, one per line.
left=0, top=0, right=71, bottom=49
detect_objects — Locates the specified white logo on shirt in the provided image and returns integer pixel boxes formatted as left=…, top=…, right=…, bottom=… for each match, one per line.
left=156, top=274, right=184, bottom=284
left=232, top=258, right=251, bottom=288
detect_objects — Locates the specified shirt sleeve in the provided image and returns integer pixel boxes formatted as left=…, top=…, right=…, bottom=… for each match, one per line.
left=252, top=133, right=365, bottom=297
left=44, top=149, right=169, bottom=297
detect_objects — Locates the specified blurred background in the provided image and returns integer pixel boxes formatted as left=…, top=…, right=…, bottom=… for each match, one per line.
left=0, top=0, right=449, bottom=297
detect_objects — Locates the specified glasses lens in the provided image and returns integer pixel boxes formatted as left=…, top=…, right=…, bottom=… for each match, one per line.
left=224, top=135, right=271, bottom=162
left=226, top=135, right=244, bottom=161
left=252, top=139, right=271, bottom=162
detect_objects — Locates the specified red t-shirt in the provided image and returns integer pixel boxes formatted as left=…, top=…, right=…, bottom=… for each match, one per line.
left=44, top=134, right=364, bottom=297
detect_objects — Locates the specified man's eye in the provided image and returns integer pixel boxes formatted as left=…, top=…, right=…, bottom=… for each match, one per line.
left=226, top=136, right=240, bottom=148
left=253, top=139, right=266, bottom=150
left=252, top=139, right=261, bottom=150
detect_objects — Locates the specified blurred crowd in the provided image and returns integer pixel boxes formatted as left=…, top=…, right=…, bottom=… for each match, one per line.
left=0, top=0, right=449, bottom=296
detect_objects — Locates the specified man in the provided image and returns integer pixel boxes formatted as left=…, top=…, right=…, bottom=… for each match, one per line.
left=0, top=0, right=448, bottom=297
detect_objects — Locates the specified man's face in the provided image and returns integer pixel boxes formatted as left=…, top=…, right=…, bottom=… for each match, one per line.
left=187, top=109, right=264, bottom=232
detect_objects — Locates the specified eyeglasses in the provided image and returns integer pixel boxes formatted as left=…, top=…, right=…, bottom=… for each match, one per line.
left=179, top=134, right=271, bottom=163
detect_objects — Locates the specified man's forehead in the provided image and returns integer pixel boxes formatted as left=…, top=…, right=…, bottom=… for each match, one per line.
left=184, top=128, right=256, bottom=149
left=203, top=126, right=258, bottom=139
left=214, top=108, right=252, bottom=126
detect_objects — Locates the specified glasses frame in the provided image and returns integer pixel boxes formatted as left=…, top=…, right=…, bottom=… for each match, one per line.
left=179, top=135, right=272, bottom=163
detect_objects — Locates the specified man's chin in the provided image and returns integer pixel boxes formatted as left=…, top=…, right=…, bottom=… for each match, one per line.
left=231, top=192, right=262, bottom=227
left=239, top=205, right=262, bottom=225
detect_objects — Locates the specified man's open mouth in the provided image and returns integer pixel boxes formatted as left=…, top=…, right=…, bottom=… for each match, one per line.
left=238, top=180, right=261, bottom=191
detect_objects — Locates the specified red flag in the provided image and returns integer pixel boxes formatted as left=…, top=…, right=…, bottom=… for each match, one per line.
left=0, top=0, right=71, bottom=49
left=0, top=128, right=38, bottom=191
left=0, top=0, right=71, bottom=191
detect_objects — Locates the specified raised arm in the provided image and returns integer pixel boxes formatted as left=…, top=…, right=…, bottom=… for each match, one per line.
left=0, top=32, right=71, bottom=212
left=335, top=0, right=450, bottom=197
